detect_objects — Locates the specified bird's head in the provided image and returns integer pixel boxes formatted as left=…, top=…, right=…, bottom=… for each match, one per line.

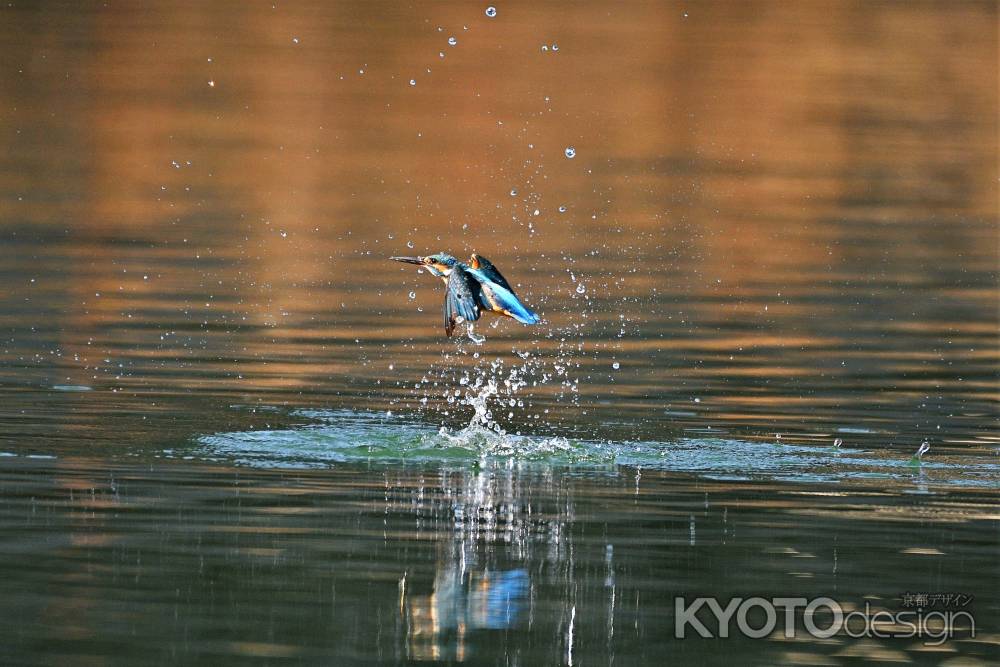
left=390, top=252, right=458, bottom=278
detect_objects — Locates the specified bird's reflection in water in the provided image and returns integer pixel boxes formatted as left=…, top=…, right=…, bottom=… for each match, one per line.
left=404, top=566, right=529, bottom=661
left=399, top=464, right=571, bottom=661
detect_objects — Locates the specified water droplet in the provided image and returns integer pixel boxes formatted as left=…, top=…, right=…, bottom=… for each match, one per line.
left=408, top=291, right=416, bottom=300
left=406, top=240, right=415, bottom=249
left=551, top=44, right=559, bottom=51
left=564, top=146, right=576, bottom=158
left=467, top=325, right=486, bottom=345
left=409, top=79, right=416, bottom=86
left=485, top=6, right=497, bottom=18
left=541, top=45, right=548, bottom=52
left=448, top=36, right=457, bottom=46
left=833, top=438, right=843, bottom=447
left=558, top=205, right=567, bottom=213
left=575, top=283, right=585, bottom=294
left=510, top=189, right=518, bottom=196
left=612, top=362, right=620, bottom=370
left=533, top=209, right=540, bottom=216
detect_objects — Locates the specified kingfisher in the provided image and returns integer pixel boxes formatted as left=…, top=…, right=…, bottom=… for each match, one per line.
left=390, top=252, right=541, bottom=336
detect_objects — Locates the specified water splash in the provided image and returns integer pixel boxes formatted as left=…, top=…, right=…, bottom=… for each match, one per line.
left=466, top=324, right=486, bottom=345
left=908, top=440, right=931, bottom=466
left=916, top=440, right=931, bottom=458
left=451, top=358, right=529, bottom=436
left=407, top=350, right=593, bottom=459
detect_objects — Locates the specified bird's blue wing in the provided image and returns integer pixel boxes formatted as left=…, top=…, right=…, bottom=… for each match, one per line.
left=444, top=265, right=482, bottom=336
left=479, top=282, right=540, bottom=325
left=470, top=254, right=514, bottom=293
left=469, top=255, right=540, bottom=324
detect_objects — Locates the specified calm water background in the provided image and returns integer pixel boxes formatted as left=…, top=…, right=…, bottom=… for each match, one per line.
left=0, top=1, right=997, bottom=664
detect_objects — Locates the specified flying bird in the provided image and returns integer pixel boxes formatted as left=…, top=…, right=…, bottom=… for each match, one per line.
left=390, top=252, right=541, bottom=336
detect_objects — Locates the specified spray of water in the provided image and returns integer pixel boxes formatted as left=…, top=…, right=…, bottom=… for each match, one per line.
left=436, top=355, right=579, bottom=457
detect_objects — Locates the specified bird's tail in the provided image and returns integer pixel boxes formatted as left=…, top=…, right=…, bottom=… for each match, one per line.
left=486, top=283, right=540, bottom=325
left=509, top=304, right=541, bottom=325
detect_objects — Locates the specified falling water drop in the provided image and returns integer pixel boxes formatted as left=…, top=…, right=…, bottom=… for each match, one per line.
left=408, top=291, right=416, bottom=300
left=467, top=325, right=486, bottom=345
left=558, top=205, right=567, bottom=213
left=409, top=79, right=416, bottom=86
left=575, top=283, right=585, bottom=294
left=448, top=36, right=457, bottom=46
left=612, top=362, right=620, bottom=370
left=407, top=240, right=415, bottom=249
left=551, top=44, right=559, bottom=51
left=485, top=6, right=497, bottom=18
left=908, top=440, right=931, bottom=466
left=510, top=188, right=518, bottom=196
left=564, top=146, right=576, bottom=158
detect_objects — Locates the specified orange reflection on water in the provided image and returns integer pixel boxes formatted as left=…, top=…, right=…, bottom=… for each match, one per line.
left=0, top=0, right=995, bottom=444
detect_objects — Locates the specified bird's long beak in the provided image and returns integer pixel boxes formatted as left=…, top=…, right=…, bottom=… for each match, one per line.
left=390, top=256, right=425, bottom=265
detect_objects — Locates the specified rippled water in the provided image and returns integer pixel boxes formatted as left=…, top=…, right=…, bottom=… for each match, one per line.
left=0, top=1, right=997, bottom=665
left=193, top=408, right=999, bottom=490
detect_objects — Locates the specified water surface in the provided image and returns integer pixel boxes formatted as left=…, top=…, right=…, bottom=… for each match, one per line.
left=0, top=1, right=997, bottom=664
